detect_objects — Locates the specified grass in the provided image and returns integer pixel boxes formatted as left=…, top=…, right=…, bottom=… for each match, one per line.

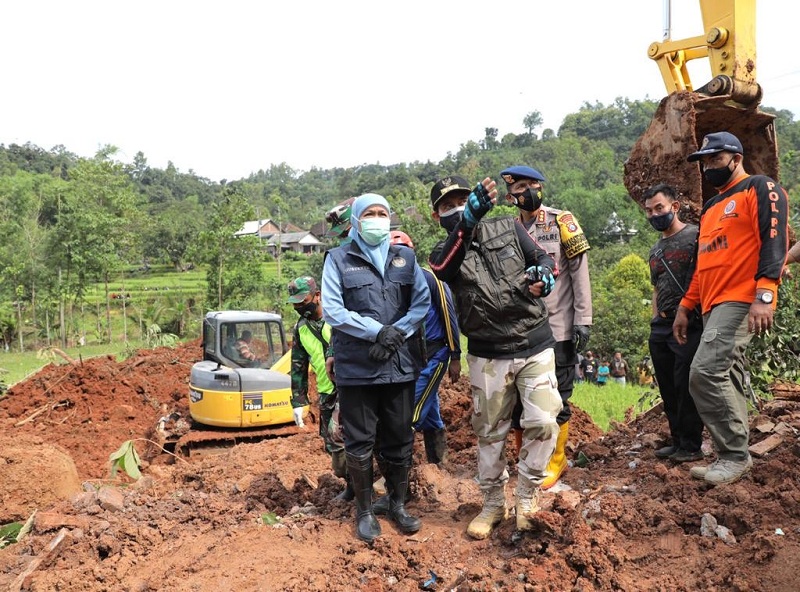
left=571, top=380, right=658, bottom=431
left=81, top=261, right=289, bottom=305
left=0, top=341, right=149, bottom=387
left=83, top=264, right=206, bottom=304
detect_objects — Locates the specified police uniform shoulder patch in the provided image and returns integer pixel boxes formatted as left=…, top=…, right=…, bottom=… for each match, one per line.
left=390, top=256, right=407, bottom=268
left=556, top=211, right=590, bottom=258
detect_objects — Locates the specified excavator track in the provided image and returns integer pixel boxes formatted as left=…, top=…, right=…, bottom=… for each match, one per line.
left=173, top=424, right=306, bottom=457
left=156, top=411, right=316, bottom=458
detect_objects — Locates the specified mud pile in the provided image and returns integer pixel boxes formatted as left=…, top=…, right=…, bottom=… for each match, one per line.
left=1, top=345, right=798, bottom=591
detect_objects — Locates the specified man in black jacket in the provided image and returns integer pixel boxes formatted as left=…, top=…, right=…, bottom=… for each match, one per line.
left=428, top=175, right=562, bottom=540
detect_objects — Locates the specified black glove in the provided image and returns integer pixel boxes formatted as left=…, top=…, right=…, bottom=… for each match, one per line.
left=462, top=183, right=494, bottom=228
left=369, top=326, right=406, bottom=362
left=369, top=342, right=395, bottom=362
left=573, top=325, right=590, bottom=354
left=525, top=265, right=556, bottom=297
left=376, top=325, right=406, bottom=349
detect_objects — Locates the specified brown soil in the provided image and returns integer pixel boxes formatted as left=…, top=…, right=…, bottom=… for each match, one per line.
left=1, top=342, right=799, bottom=591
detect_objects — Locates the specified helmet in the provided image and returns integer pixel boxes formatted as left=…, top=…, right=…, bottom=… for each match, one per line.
left=324, top=197, right=356, bottom=238
left=389, top=230, right=415, bottom=250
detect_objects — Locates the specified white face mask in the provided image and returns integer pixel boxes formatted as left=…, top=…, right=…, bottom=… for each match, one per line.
left=440, top=205, right=465, bottom=218
left=358, top=217, right=391, bottom=245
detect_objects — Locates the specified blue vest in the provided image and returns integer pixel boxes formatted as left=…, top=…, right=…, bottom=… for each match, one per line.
left=326, top=242, right=423, bottom=385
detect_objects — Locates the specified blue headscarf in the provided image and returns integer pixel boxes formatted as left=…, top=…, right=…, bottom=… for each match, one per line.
left=349, top=193, right=391, bottom=275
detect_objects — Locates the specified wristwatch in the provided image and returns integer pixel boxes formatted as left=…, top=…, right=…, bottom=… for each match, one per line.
left=756, top=291, right=774, bottom=304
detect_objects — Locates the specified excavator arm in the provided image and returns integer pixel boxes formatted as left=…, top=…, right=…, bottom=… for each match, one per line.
left=624, top=0, right=778, bottom=221
left=648, top=0, right=761, bottom=107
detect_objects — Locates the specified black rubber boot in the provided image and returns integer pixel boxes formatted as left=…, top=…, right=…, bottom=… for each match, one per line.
left=424, top=429, right=448, bottom=464
left=383, top=458, right=421, bottom=534
left=346, top=452, right=381, bottom=542
left=372, top=493, right=390, bottom=515
left=333, top=476, right=355, bottom=502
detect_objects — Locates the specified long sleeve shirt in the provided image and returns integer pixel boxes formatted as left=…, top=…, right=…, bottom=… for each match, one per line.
left=681, top=173, right=789, bottom=313
left=322, top=244, right=430, bottom=341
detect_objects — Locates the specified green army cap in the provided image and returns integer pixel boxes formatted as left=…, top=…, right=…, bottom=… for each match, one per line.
left=287, top=276, right=319, bottom=303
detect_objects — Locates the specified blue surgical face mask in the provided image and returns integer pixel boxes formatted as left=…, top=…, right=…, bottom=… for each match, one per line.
left=439, top=205, right=465, bottom=233
left=358, top=217, right=390, bottom=245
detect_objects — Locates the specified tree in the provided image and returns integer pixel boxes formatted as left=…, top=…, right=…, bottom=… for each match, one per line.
left=47, top=149, right=142, bottom=344
left=194, top=184, right=263, bottom=309
left=142, top=198, right=205, bottom=270
left=559, top=98, right=658, bottom=160
left=482, top=127, right=499, bottom=150
left=590, top=253, right=653, bottom=364
left=523, top=110, right=543, bottom=135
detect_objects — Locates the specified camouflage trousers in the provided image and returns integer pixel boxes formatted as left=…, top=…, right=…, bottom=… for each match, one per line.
left=468, top=348, right=562, bottom=489
left=319, top=391, right=345, bottom=454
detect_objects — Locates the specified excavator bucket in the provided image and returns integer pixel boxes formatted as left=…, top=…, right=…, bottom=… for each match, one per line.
left=624, top=91, right=778, bottom=223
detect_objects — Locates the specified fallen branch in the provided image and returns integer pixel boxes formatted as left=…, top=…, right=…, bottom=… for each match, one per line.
left=132, top=437, right=191, bottom=467
left=50, top=348, right=76, bottom=364
left=15, top=401, right=71, bottom=427
left=14, top=403, right=51, bottom=427
left=9, top=528, right=72, bottom=592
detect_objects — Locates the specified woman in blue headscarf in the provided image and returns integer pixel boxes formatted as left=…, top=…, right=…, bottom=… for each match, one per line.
left=321, top=193, right=431, bottom=543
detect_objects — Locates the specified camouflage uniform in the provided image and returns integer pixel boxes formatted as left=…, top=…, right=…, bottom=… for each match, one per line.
left=469, top=351, right=561, bottom=488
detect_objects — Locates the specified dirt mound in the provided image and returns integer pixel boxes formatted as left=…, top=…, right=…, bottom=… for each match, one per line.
left=0, top=434, right=82, bottom=522
left=0, top=342, right=198, bottom=479
left=0, top=344, right=799, bottom=591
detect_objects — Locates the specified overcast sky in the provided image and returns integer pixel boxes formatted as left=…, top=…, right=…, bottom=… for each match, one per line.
left=2, top=1, right=798, bottom=182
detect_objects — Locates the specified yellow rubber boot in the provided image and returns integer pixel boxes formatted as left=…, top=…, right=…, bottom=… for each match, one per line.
left=541, top=422, right=569, bottom=490
left=466, top=486, right=507, bottom=540
left=515, top=477, right=541, bottom=531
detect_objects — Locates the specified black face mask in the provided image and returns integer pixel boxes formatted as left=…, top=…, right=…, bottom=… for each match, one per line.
left=439, top=206, right=465, bottom=233
left=648, top=211, right=674, bottom=232
left=295, top=301, right=317, bottom=319
left=510, top=187, right=543, bottom=212
left=702, top=157, right=735, bottom=187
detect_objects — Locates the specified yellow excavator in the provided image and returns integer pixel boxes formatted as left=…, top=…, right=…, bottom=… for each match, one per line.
left=158, top=311, right=308, bottom=455
left=624, top=0, right=779, bottom=219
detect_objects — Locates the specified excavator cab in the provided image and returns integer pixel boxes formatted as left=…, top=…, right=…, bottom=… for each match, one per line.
left=624, top=0, right=779, bottom=221
left=204, top=312, right=286, bottom=370
left=156, top=311, right=307, bottom=456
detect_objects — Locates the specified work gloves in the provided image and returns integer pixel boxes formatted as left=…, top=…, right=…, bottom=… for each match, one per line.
left=292, top=407, right=305, bottom=428
left=573, top=325, right=590, bottom=354
left=462, top=183, right=494, bottom=229
left=525, top=265, right=556, bottom=297
left=368, top=325, right=406, bottom=362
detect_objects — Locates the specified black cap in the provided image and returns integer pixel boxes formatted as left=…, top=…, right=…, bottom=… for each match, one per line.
left=430, top=175, right=471, bottom=209
left=687, top=132, right=744, bottom=162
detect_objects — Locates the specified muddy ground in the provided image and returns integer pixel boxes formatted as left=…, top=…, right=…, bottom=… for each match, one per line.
left=1, top=341, right=799, bottom=591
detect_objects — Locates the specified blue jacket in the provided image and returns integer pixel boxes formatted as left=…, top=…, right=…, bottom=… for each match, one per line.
left=422, top=268, right=460, bottom=362
left=322, top=241, right=430, bottom=386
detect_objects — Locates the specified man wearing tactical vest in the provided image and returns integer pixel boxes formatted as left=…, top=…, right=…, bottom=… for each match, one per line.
left=428, top=175, right=562, bottom=540
left=287, top=276, right=352, bottom=500
left=501, top=165, right=593, bottom=491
